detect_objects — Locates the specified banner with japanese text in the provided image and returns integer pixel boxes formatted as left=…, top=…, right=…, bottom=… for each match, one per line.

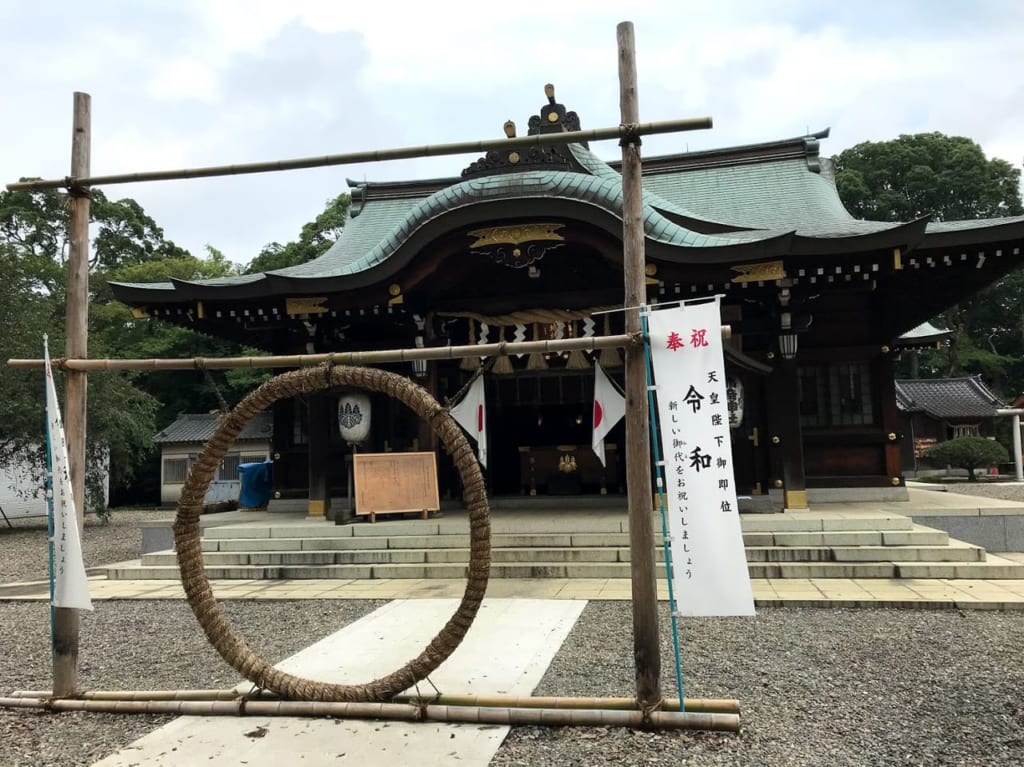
left=45, top=339, right=93, bottom=611
left=647, top=298, right=754, bottom=617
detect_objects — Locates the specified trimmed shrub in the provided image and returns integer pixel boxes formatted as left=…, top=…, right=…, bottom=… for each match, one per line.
left=923, top=437, right=1009, bottom=481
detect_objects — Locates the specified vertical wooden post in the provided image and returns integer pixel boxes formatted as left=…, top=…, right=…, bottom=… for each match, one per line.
left=307, top=393, right=332, bottom=519
left=877, top=353, right=903, bottom=490
left=54, top=91, right=91, bottom=697
left=765, top=359, right=807, bottom=509
left=617, top=21, right=662, bottom=709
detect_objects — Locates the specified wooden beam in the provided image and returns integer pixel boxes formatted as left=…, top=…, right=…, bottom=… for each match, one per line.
left=618, top=20, right=662, bottom=710
left=53, top=91, right=90, bottom=698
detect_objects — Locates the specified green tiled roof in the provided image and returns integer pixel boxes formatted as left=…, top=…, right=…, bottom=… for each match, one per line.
left=108, top=130, right=1024, bottom=303
left=641, top=156, right=900, bottom=238
left=274, top=164, right=786, bottom=280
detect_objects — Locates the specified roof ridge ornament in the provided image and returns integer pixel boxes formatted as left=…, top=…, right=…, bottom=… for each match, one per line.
left=460, top=84, right=585, bottom=179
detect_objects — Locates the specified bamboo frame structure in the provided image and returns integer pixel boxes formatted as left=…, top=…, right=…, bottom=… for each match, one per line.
left=5, top=118, right=711, bottom=192
left=2, top=24, right=745, bottom=734
left=7, top=689, right=740, bottom=715
left=6, top=328, right=728, bottom=372
left=0, top=697, right=740, bottom=732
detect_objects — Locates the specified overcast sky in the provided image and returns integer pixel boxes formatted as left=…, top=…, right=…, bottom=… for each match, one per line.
left=3, top=0, right=1023, bottom=266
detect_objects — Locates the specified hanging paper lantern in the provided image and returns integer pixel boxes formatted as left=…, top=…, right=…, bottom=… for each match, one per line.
left=337, top=392, right=372, bottom=444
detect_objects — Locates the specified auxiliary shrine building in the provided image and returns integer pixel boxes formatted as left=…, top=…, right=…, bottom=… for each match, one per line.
left=111, top=89, right=1024, bottom=515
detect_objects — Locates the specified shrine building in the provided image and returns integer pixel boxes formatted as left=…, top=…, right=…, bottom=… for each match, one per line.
left=111, top=87, right=1024, bottom=516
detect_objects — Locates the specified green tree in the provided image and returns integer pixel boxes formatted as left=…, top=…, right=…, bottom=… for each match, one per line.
left=244, top=193, right=350, bottom=273
left=834, top=132, right=1023, bottom=222
left=834, top=134, right=1024, bottom=394
left=923, top=437, right=1008, bottom=481
left=93, top=249, right=267, bottom=432
left=0, top=185, right=208, bottom=510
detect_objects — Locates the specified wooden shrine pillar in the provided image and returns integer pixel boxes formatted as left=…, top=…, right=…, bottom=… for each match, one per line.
left=307, top=392, right=332, bottom=519
left=766, top=357, right=808, bottom=510
left=416, top=362, right=439, bottom=454
left=875, top=350, right=904, bottom=487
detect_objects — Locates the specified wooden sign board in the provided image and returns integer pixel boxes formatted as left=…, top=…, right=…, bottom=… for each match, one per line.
left=353, top=452, right=440, bottom=523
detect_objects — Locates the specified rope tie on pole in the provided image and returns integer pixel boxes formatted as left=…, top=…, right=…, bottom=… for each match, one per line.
left=618, top=123, right=642, bottom=148
left=62, top=177, right=91, bottom=198
left=322, top=354, right=336, bottom=388
left=640, top=697, right=664, bottom=728
left=195, top=357, right=231, bottom=416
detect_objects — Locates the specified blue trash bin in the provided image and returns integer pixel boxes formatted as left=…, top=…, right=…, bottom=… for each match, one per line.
left=237, top=461, right=273, bottom=509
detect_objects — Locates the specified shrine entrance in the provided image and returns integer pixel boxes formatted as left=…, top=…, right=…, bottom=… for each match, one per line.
left=487, top=369, right=623, bottom=497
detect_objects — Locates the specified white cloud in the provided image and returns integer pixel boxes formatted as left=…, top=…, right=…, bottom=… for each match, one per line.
left=2, top=0, right=1022, bottom=265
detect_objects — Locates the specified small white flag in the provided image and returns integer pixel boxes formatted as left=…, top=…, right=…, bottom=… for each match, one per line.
left=592, top=364, right=626, bottom=467
left=450, top=375, right=487, bottom=469
left=45, top=338, right=93, bottom=611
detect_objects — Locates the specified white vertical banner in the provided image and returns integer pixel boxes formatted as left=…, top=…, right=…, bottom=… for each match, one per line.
left=44, top=339, right=93, bottom=611
left=647, top=298, right=754, bottom=617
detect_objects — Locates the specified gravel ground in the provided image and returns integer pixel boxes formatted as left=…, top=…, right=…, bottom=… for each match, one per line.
left=928, top=481, right=1024, bottom=503
left=0, top=509, right=172, bottom=585
left=1, top=601, right=1021, bottom=766
left=2, top=498, right=1023, bottom=766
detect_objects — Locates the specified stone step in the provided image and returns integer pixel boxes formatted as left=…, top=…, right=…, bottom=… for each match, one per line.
left=147, top=541, right=982, bottom=569
left=740, top=514, right=914, bottom=533
left=200, top=526, right=947, bottom=554
left=831, top=542, right=984, bottom=563
left=106, top=556, right=1024, bottom=581
left=198, top=511, right=919, bottom=542
left=753, top=525, right=950, bottom=548
left=894, top=557, right=1024, bottom=579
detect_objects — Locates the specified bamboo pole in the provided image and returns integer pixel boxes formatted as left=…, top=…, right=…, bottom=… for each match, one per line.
left=7, top=334, right=634, bottom=371
left=0, top=697, right=740, bottom=732
left=52, top=91, right=90, bottom=699
left=396, top=693, right=739, bottom=715
left=5, top=118, right=712, bottom=192
left=7, top=329, right=728, bottom=373
left=618, top=21, right=661, bottom=710
left=8, top=689, right=740, bottom=714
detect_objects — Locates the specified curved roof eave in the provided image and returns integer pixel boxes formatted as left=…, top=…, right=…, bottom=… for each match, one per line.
left=108, top=281, right=173, bottom=304
left=921, top=216, right=1024, bottom=249
left=788, top=217, right=930, bottom=256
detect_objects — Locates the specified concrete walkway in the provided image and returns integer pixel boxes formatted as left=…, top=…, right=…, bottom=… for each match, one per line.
left=4, top=562, right=1024, bottom=609
left=90, top=599, right=586, bottom=767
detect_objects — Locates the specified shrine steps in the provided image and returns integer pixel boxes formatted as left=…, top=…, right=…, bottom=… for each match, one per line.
left=106, top=509, right=1024, bottom=581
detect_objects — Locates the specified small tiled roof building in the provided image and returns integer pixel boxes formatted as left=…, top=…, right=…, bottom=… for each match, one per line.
left=896, top=376, right=1005, bottom=472
left=153, top=413, right=273, bottom=505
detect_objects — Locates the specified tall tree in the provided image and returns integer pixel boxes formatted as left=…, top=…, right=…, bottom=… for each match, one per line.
left=834, top=134, right=1024, bottom=393
left=834, top=133, right=1023, bottom=222
left=93, top=249, right=266, bottom=432
left=0, top=186, right=230, bottom=510
left=244, top=193, right=350, bottom=273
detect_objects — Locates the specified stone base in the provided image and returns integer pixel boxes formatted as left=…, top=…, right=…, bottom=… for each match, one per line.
left=806, top=486, right=910, bottom=503
left=906, top=514, right=1024, bottom=552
